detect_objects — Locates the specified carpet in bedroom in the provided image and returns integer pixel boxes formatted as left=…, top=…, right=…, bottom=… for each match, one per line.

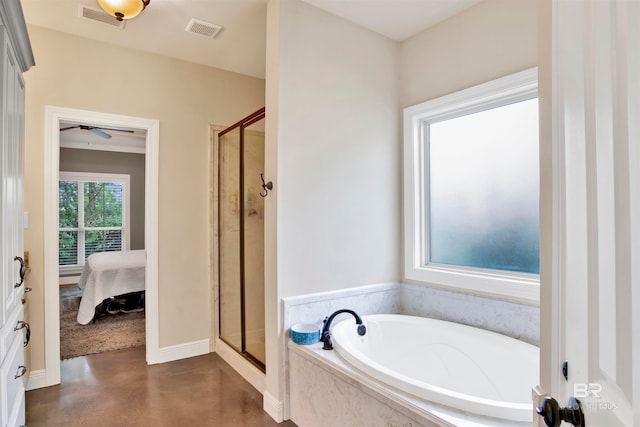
left=59, top=286, right=145, bottom=360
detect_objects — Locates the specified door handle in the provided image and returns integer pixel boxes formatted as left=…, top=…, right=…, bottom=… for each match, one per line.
left=536, top=396, right=585, bottom=427
left=14, top=320, right=30, bottom=347
left=13, top=256, right=26, bottom=288
left=14, top=365, right=27, bottom=379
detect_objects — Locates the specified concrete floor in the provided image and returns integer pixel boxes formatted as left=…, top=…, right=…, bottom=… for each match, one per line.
left=26, top=346, right=297, bottom=427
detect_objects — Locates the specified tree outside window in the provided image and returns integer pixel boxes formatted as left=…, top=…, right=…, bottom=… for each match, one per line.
left=59, top=172, right=129, bottom=267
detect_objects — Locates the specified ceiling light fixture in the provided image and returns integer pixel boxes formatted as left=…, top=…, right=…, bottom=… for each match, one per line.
left=97, top=0, right=150, bottom=21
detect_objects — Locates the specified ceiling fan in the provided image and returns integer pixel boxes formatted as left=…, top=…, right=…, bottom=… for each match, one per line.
left=60, top=125, right=135, bottom=139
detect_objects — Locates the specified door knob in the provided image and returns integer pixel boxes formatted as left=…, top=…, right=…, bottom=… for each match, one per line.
left=536, top=396, right=585, bottom=427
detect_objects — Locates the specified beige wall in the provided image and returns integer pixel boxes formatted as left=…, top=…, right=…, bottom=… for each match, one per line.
left=265, top=0, right=400, bottom=408
left=59, top=148, right=146, bottom=250
left=400, top=0, right=537, bottom=108
left=24, top=25, right=265, bottom=371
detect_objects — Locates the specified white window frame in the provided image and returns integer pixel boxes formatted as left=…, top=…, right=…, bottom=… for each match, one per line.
left=403, top=68, right=539, bottom=304
left=58, top=171, right=131, bottom=274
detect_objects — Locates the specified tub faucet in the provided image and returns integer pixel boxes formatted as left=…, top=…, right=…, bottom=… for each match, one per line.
left=320, top=309, right=366, bottom=350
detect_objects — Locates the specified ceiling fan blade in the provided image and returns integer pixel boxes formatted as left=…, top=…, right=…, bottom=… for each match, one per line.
left=90, top=128, right=112, bottom=139
left=59, top=124, right=135, bottom=138
left=94, top=126, right=135, bottom=134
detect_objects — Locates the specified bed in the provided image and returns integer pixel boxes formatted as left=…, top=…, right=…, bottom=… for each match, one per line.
left=77, top=249, right=146, bottom=325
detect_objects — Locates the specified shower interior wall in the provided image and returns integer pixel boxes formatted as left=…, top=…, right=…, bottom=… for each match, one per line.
left=218, top=120, right=266, bottom=368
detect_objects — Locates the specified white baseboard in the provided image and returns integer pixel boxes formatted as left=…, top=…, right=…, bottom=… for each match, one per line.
left=59, top=275, right=81, bottom=285
left=215, top=338, right=265, bottom=394
left=263, top=390, right=284, bottom=423
left=148, top=339, right=210, bottom=365
left=26, top=369, right=47, bottom=391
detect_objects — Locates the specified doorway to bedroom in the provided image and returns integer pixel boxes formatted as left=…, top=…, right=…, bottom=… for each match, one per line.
left=57, top=127, right=147, bottom=360
left=43, top=106, right=160, bottom=387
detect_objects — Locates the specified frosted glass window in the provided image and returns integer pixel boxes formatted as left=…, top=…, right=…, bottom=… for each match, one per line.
left=427, top=98, right=539, bottom=274
left=404, top=69, right=538, bottom=302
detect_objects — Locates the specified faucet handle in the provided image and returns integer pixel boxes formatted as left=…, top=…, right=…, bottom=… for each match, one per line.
left=357, top=324, right=366, bottom=336
left=321, top=330, right=333, bottom=350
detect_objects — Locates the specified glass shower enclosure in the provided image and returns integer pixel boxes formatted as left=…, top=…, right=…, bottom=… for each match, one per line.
left=217, top=107, right=266, bottom=371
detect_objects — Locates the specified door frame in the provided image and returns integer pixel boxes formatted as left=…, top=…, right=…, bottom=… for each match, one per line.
left=43, top=106, right=160, bottom=386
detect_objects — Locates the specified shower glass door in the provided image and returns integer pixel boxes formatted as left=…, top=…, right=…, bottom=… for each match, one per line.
left=218, top=108, right=266, bottom=370
left=218, top=127, right=242, bottom=354
left=242, top=118, right=266, bottom=367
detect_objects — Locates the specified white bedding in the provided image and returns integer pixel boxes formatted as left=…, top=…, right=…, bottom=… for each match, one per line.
left=77, top=250, right=146, bottom=325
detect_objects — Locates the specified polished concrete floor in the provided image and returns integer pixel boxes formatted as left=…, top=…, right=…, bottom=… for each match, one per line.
left=26, top=346, right=297, bottom=427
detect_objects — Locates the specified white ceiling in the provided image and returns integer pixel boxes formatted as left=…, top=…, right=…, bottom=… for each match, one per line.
left=22, top=0, right=481, bottom=79
left=302, top=0, right=481, bottom=42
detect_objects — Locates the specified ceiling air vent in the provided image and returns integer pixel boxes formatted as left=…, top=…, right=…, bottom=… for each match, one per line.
left=185, top=18, right=223, bottom=38
left=79, top=6, right=126, bottom=29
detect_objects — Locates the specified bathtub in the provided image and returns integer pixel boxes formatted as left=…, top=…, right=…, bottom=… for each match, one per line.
left=331, top=314, right=539, bottom=423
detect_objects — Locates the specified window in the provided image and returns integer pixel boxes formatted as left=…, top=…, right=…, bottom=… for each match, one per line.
left=59, top=172, right=130, bottom=270
left=403, top=69, right=539, bottom=303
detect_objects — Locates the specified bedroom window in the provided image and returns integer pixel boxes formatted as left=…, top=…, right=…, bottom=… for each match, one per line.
left=403, top=68, right=540, bottom=303
left=59, top=172, right=130, bottom=270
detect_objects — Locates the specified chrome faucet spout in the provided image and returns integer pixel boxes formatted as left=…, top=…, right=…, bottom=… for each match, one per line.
left=320, top=309, right=366, bottom=350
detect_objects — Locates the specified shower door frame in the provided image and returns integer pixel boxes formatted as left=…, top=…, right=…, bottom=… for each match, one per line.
left=216, top=107, right=266, bottom=372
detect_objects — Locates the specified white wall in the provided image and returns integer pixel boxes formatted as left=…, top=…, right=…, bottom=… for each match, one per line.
left=400, top=0, right=537, bottom=108
left=264, top=0, right=539, bottom=419
left=274, top=0, right=400, bottom=298
left=265, top=0, right=400, bottom=417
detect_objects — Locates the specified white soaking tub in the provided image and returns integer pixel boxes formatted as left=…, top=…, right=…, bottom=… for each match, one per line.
left=331, top=314, right=539, bottom=423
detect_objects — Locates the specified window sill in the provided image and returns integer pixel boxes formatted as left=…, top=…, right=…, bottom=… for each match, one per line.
left=60, top=265, right=84, bottom=276
left=404, top=264, right=539, bottom=305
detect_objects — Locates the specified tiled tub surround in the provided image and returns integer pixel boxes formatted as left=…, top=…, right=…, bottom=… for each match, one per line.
left=282, top=282, right=539, bottom=424
left=281, top=282, right=539, bottom=351
left=399, top=283, right=539, bottom=345
left=289, top=342, right=532, bottom=427
left=289, top=341, right=442, bottom=427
